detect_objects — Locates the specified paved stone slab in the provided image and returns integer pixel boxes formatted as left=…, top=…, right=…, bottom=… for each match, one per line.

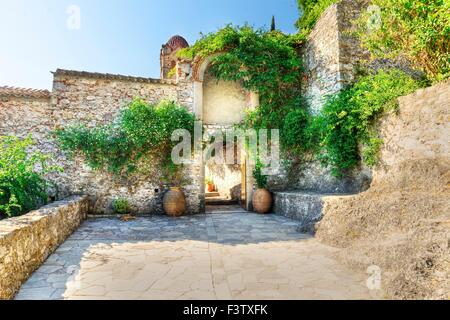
left=15, top=209, right=376, bottom=300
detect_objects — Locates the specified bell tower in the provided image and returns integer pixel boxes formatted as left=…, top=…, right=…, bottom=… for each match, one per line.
left=160, top=35, right=189, bottom=80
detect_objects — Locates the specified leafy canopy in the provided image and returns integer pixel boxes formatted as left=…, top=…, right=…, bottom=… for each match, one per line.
left=356, top=0, right=450, bottom=82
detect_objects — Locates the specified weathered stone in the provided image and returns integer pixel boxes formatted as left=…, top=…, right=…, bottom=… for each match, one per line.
left=0, top=196, right=89, bottom=300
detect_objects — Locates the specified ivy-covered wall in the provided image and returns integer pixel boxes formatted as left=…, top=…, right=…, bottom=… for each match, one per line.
left=302, top=0, right=369, bottom=114
left=0, top=71, right=203, bottom=215
left=268, top=0, right=372, bottom=194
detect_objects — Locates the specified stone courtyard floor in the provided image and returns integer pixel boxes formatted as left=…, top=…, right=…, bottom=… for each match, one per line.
left=15, top=207, right=374, bottom=300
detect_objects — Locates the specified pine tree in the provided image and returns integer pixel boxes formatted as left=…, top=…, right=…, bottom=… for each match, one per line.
left=271, top=15, right=276, bottom=31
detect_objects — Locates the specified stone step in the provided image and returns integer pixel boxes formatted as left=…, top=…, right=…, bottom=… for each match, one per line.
left=205, top=192, right=220, bottom=198
left=273, top=191, right=353, bottom=233
left=205, top=197, right=238, bottom=205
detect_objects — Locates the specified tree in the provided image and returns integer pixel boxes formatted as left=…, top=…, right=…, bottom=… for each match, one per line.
left=270, top=15, right=276, bottom=31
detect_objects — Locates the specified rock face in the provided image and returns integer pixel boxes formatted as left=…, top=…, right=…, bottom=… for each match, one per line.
left=0, top=196, right=89, bottom=300
left=316, top=81, right=450, bottom=299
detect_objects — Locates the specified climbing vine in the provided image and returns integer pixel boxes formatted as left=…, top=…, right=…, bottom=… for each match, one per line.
left=54, top=99, right=196, bottom=184
left=181, top=24, right=424, bottom=178
left=179, top=25, right=308, bottom=182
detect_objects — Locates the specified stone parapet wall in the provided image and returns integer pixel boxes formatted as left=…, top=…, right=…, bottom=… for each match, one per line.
left=0, top=196, right=89, bottom=300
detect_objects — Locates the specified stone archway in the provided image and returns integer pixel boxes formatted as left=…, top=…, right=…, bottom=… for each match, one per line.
left=192, top=55, right=259, bottom=211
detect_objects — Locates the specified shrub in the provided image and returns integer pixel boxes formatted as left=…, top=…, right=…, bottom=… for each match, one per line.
left=253, top=159, right=268, bottom=189
left=295, top=0, right=338, bottom=36
left=356, top=0, right=450, bottom=82
left=0, top=136, right=61, bottom=218
left=313, top=69, right=422, bottom=175
left=112, top=198, right=131, bottom=215
left=281, top=108, right=317, bottom=156
left=54, top=99, right=196, bottom=182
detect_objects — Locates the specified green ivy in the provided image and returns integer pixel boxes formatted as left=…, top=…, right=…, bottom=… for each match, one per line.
left=0, top=136, right=61, bottom=218
left=313, top=69, right=422, bottom=175
left=253, top=159, right=268, bottom=189
left=295, top=0, right=338, bottom=36
left=179, top=25, right=305, bottom=183
left=180, top=24, right=424, bottom=179
left=355, top=0, right=450, bottom=82
left=54, top=99, right=196, bottom=184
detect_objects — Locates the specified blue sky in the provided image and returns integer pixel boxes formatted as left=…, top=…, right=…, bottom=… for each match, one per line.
left=0, top=0, right=299, bottom=89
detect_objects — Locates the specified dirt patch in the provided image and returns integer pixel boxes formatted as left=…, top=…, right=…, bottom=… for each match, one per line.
left=316, top=158, right=450, bottom=299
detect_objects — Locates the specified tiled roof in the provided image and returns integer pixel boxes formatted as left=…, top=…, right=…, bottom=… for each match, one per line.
left=0, top=86, right=50, bottom=99
left=53, top=69, right=176, bottom=84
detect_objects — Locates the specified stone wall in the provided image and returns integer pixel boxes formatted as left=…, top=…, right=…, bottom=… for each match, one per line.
left=316, top=81, right=450, bottom=299
left=0, top=94, right=52, bottom=153
left=0, top=71, right=203, bottom=215
left=0, top=196, right=89, bottom=300
left=268, top=0, right=371, bottom=194
left=302, top=0, right=369, bottom=114
left=203, top=69, right=248, bottom=125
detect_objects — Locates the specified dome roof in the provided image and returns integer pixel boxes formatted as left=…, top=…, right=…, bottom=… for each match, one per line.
left=166, top=35, right=189, bottom=50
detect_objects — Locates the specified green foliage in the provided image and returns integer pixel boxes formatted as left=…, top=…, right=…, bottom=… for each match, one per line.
left=179, top=25, right=303, bottom=103
left=295, top=0, right=337, bottom=35
left=0, top=136, right=61, bottom=218
left=271, top=15, right=276, bottom=31
left=179, top=24, right=305, bottom=181
left=253, top=159, right=268, bottom=189
left=281, top=108, right=317, bottom=156
left=312, top=69, right=422, bottom=175
left=54, top=99, right=196, bottom=184
left=112, top=198, right=131, bottom=215
left=356, top=0, right=450, bottom=82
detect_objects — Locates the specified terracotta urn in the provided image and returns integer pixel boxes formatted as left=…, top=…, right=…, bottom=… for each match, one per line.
left=207, top=183, right=215, bottom=192
left=163, top=187, right=186, bottom=217
left=252, top=188, right=272, bottom=214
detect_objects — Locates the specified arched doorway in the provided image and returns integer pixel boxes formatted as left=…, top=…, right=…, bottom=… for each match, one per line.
left=192, top=55, right=259, bottom=211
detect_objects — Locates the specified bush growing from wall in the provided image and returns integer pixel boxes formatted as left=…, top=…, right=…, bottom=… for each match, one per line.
left=312, top=69, right=422, bottom=175
left=54, top=99, right=196, bottom=184
left=0, top=136, right=60, bottom=218
left=356, top=0, right=450, bottom=82
left=295, top=0, right=338, bottom=36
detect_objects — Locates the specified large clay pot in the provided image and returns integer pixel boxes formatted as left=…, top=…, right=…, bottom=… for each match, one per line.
left=252, top=188, right=272, bottom=214
left=163, top=187, right=186, bottom=217
left=207, top=183, right=215, bottom=192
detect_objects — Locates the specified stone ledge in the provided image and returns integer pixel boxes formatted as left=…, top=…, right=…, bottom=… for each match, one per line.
left=273, top=191, right=354, bottom=233
left=0, top=196, right=89, bottom=300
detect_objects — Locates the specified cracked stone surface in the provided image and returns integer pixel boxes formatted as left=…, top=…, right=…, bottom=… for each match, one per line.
left=15, top=209, right=375, bottom=300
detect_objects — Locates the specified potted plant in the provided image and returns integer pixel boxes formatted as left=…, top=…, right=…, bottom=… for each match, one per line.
left=205, top=177, right=215, bottom=192
left=252, top=160, right=272, bottom=214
